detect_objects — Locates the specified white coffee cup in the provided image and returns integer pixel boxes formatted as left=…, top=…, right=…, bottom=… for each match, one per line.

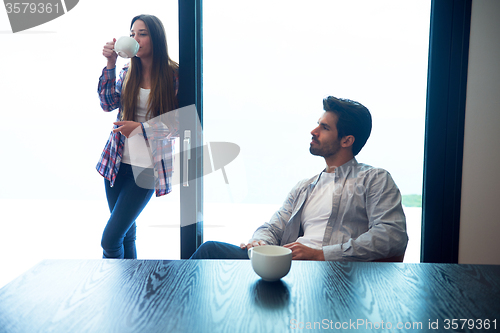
left=113, top=36, right=140, bottom=58
left=248, top=245, right=292, bottom=282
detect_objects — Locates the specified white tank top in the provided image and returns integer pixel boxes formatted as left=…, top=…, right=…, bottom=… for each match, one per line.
left=121, top=88, right=153, bottom=168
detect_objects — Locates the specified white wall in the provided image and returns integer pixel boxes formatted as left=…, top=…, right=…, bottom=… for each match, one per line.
left=459, top=0, right=500, bottom=265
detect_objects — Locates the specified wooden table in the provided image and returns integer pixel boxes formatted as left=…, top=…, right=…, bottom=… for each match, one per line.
left=0, top=260, right=499, bottom=332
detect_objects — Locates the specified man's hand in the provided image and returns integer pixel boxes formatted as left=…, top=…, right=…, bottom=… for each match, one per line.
left=239, top=240, right=267, bottom=250
left=283, top=242, right=325, bottom=261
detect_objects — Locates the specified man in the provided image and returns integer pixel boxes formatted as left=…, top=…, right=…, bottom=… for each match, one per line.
left=191, top=96, right=408, bottom=261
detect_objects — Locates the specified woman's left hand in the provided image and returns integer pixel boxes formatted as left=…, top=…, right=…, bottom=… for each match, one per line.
left=113, top=121, right=142, bottom=138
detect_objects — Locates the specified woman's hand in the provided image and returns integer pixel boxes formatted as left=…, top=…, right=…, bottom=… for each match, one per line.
left=103, top=38, right=118, bottom=69
left=113, top=121, right=142, bottom=138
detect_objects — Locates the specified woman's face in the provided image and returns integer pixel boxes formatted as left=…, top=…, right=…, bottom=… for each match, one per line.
left=130, top=20, right=152, bottom=59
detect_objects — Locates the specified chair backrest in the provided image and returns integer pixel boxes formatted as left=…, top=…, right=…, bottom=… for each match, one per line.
left=373, top=254, right=405, bottom=263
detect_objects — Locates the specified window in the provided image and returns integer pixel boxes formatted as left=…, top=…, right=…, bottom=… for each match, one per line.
left=203, top=0, right=431, bottom=262
left=0, top=0, right=180, bottom=288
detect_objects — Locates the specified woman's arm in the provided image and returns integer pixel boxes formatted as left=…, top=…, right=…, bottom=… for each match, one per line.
left=97, top=39, right=123, bottom=112
left=113, top=121, right=141, bottom=138
left=103, top=38, right=117, bottom=69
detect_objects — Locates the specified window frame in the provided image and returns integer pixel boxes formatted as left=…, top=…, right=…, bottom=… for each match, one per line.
left=178, top=0, right=472, bottom=262
left=421, top=0, right=472, bottom=263
left=178, top=0, right=204, bottom=259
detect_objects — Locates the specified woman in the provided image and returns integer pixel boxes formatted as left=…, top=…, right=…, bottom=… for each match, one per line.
left=97, top=14, right=179, bottom=259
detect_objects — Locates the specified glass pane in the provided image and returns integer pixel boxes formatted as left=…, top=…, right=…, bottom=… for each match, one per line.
left=203, top=0, right=430, bottom=263
left=0, top=1, right=180, bottom=287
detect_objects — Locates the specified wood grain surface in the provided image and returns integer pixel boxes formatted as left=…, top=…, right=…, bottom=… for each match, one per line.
left=0, top=260, right=499, bottom=332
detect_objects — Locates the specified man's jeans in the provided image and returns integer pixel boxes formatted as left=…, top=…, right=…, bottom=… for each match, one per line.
left=190, top=241, right=250, bottom=259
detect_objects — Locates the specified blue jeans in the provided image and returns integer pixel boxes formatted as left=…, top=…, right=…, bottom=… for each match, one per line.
left=190, top=241, right=250, bottom=259
left=102, top=163, right=154, bottom=259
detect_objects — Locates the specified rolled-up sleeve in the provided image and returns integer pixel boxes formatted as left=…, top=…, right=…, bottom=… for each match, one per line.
left=97, top=67, right=122, bottom=111
left=323, top=168, right=408, bottom=261
left=250, top=178, right=311, bottom=245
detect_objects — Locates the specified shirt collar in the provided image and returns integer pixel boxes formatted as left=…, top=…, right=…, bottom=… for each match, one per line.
left=312, top=157, right=358, bottom=186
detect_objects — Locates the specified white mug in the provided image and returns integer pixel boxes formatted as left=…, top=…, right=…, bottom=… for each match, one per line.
left=248, top=245, right=292, bottom=282
left=113, top=36, right=140, bottom=58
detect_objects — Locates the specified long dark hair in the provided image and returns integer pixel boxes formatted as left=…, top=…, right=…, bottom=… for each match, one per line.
left=120, top=14, right=179, bottom=121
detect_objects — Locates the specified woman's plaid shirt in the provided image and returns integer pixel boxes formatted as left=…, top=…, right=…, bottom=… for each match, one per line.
left=96, top=65, right=178, bottom=197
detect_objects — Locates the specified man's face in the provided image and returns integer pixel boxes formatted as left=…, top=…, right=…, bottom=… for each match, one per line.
left=309, top=112, right=341, bottom=158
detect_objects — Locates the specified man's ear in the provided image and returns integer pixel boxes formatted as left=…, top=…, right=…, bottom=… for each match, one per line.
left=341, top=135, right=355, bottom=149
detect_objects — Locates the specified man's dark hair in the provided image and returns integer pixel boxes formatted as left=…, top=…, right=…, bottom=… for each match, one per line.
left=323, top=96, right=372, bottom=156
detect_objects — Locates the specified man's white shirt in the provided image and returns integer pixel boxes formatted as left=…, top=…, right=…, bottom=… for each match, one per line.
left=297, top=171, right=336, bottom=249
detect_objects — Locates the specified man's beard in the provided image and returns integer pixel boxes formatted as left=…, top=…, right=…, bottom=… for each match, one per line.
left=309, top=139, right=340, bottom=158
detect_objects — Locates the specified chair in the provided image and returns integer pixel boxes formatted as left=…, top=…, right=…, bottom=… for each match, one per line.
left=373, top=253, right=405, bottom=262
